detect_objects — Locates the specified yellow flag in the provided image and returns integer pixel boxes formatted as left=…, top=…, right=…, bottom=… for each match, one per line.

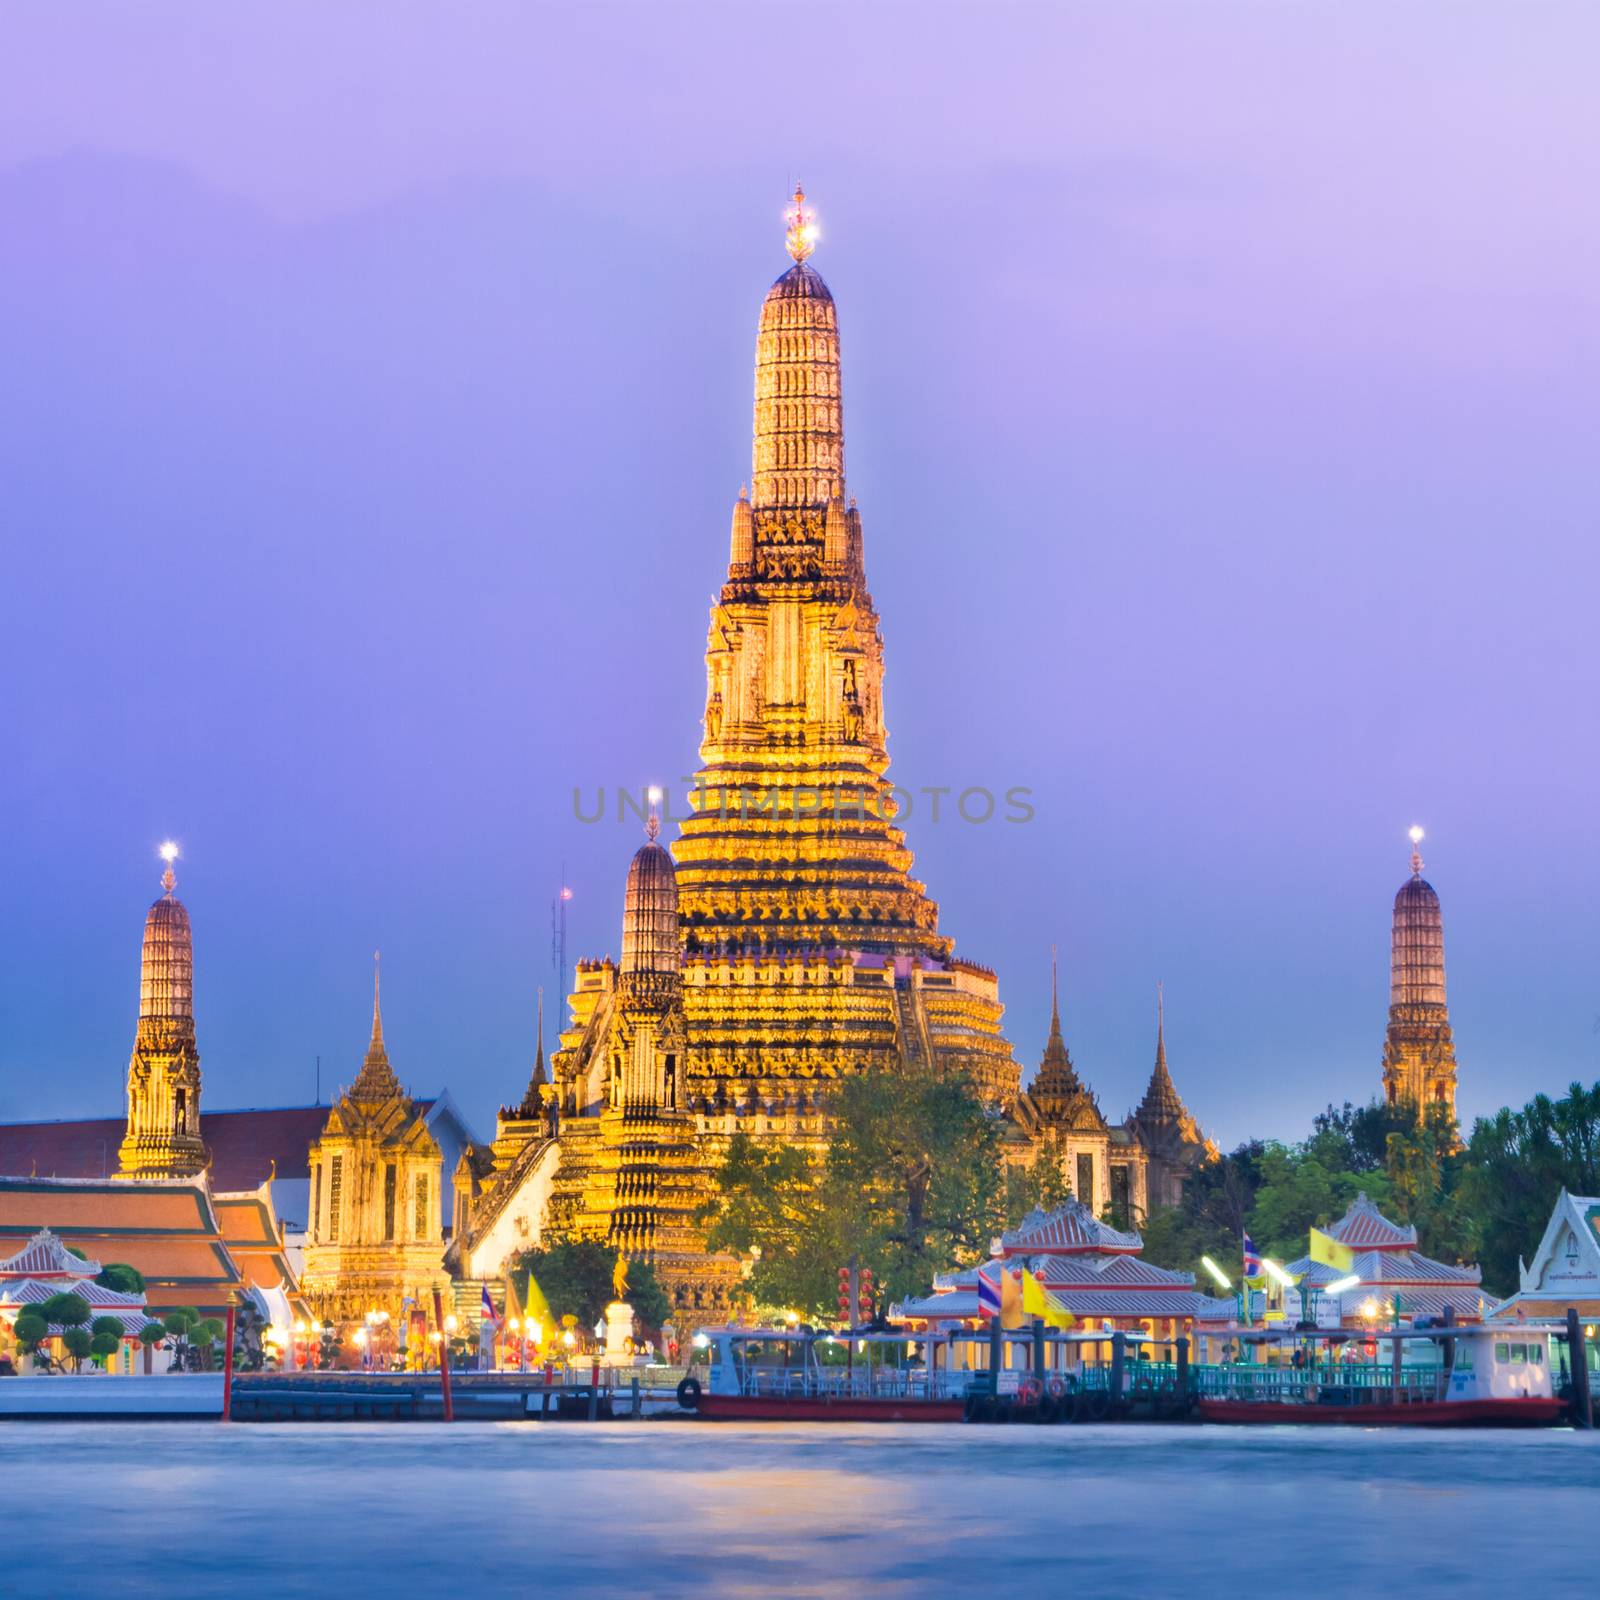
left=1022, top=1269, right=1075, bottom=1330
left=1001, top=1266, right=1025, bottom=1330
left=1309, top=1227, right=1355, bottom=1273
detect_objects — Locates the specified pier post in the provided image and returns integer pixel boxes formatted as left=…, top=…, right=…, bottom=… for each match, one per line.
left=987, top=1316, right=1002, bottom=1392
left=221, top=1302, right=237, bottom=1423
left=631, top=1376, right=641, bottom=1418
left=432, top=1289, right=454, bottom=1423
left=1566, top=1308, right=1593, bottom=1429
left=1110, top=1331, right=1125, bottom=1412
left=1175, top=1335, right=1189, bottom=1410
left=1032, top=1318, right=1046, bottom=1383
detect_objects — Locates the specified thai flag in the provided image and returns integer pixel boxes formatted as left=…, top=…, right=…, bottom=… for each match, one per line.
left=1242, top=1234, right=1262, bottom=1279
left=977, top=1266, right=1002, bottom=1321
left=480, top=1283, right=498, bottom=1324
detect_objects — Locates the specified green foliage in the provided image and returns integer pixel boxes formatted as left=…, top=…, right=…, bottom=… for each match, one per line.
left=60, top=1326, right=93, bottom=1368
left=137, top=1322, right=166, bottom=1347
left=1249, top=1141, right=1392, bottom=1263
left=12, top=1311, right=48, bottom=1353
left=702, top=1068, right=1007, bottom=1318
left=1458, top=1080, right=1600, bottom=1294
left=95, top=1263, right=146, bottom=1295
left=40, top=1292, right=91, bottom=1330
left=161, top=1308, right=199, bottom=1339
left=623, top=1261, right=672, bottom=1333
left=1138, top=1143, right=1265, bottom=1273
left=514, top=1238, right=619, bottom=1330
left=91, top=1316, right=125, bottom=1343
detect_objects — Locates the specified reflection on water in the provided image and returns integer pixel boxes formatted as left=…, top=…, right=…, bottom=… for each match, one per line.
left=1, top=1422, right=1594, bottom=1598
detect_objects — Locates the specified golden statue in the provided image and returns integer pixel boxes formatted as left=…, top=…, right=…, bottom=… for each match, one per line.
left=612, top=1252, right=630, bottom=1301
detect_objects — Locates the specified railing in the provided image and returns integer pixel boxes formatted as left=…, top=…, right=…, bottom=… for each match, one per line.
left=735, top=1366, right=976, bottom=1401
left=1193, top=1363, right=1444, bottom=1406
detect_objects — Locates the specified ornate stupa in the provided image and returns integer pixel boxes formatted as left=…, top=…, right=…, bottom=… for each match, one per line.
left=1381, top=827, right=1459, bottom=1116
left=118, top=844, right=207, bottom=1178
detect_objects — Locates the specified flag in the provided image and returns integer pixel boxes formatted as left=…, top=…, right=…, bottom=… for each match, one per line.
left=1022, top=1269, right=1075, bottom=1330
left=480, top=1283, right=499, bottom=1326
left=504, top=1273, right=523, bottom=1326
left=1309, top=1227, right=1355, bottom=1273
left=977, top=1265, right=1002, bottom=1321
left=1243, top=1233, right=1263, bottom=1281
left=1001, top=1266, right=1025, bottom=1330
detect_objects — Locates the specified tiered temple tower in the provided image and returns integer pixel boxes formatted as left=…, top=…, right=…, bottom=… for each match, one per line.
left=1381, top=828, right=1459, bottom=1116
left=530, top=192, right=1022, bottom=1312
left=119, top=844, right=207, bottom=1179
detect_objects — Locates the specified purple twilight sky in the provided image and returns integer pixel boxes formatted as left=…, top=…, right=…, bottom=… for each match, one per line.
left=0, top=2, right=1596, bottom=1151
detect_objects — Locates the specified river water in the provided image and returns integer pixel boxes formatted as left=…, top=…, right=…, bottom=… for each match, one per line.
left=4, top=1422, right=1594, bottom=1597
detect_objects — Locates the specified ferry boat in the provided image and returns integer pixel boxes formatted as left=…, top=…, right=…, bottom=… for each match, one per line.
left=676, top=1326, right=974, bottom=1421
left=1194, top=1324, right=1570, bottom=1427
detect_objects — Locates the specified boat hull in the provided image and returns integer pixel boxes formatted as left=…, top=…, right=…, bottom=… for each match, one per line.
left=1197, top=1396, right=1567, bottom=1428
left=692, top=1393, right=966, bottom=1423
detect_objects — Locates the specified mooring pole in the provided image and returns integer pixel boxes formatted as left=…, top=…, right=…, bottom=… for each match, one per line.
left=1175, top=1334, right=1190, bottom=1411
left=432, top=1289, right=454, bottom=1423
left=1567, top=1307, right=1593, bottom=1429
left=1110, top=1331, right=1126, bottom=1412
left=1032, top=1318, right=1046, bottom=1382
left=221, top=1301, right=237, bottom=1423
left=987, top=1315, right=1002, bottom=1392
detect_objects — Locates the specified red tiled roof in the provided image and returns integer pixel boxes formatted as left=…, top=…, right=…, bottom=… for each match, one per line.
left=0, top=1104, right=358, bottom=1190
left=1001, top=1203, right=1143, bottom=1256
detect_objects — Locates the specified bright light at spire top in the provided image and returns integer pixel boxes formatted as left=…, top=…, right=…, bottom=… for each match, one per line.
left=785, top=184, right=818, bottom=263
left=647, top=785, right=664, bottom=806
left=1409, top=825, right=1424, bottom=845
left=158, top=840, right=180, bottom=864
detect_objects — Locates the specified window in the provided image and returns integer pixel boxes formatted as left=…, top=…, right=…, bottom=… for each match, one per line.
left=1494, top=1342, right=1508, bottom=1363
left=175, top=1087, right=187, bottom=1129
left=328, top=1156, right=343, bottom=1243
left=383, top=1164, right=397, bottom=1241
left=415, top=1173, right=430, bottom=1238
left=1510, top=1344, right=1527, bottom=1365
left=1076, top=1153, right=1095, bottom=1206
left=1110, top=1166, right=1131, bottom=1230
left=1530, top=1344, right=1545, bottom=1365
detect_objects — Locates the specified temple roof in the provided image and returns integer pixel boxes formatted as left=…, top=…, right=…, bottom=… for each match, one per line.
left=1025, top=955, right=1106, bottom=1131
left=1001, top=1201, right=1142, bottom=1257
left=1323, top=1191, right=1419, bottom=1251
left=0, top=1227, right=100, bottom=1280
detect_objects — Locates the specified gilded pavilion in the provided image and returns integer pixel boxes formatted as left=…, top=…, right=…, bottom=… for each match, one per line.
left=299, top=963, right=456, bottom=1323
left=457, top=192, right=1214, bottom=1314
left=1381, top=828, right=1459, bottom=1116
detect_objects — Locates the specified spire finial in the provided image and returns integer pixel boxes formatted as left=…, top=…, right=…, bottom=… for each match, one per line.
left=371, top=949, right=384, bottom=1047
left=1050, top=944, right=1060, bottom=1028
left=1408, top=824, right=1425, bottom=877
left=158, top=839, right=179, bottom=896
left=646, top=785, right=663, bottom=842
left=785, top=184, right=817, bottom=262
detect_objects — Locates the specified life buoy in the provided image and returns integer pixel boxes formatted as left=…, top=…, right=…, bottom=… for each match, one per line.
left=1046, top=1377, right=1069, bottom=1401
left=1018, top=1377, right=1044, bottom=1407
left=1085, top=1389, right=1111, bottom=1422
left=676, top=1376, right=702, bottom=1409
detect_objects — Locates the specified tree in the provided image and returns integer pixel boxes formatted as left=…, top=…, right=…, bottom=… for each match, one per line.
left=701, top=1068, right=1008, bottom=1318
left=1248, top=1143, right=1391, bottom=1264
left=623, top=1261, right=672, bottom=1334
left=41, top=1292, right=92, bottom=1342
left=11, top=1311, right=49, bottom=1368
left=137, top=1321, right=165, bottom=1375
left=1139, top=1143, right=1266, bottom=1274
left=514, top=1238, right=618, bottom=1331
left=161, top=1307, right=202, bottom=1371
left=191, top=1318, right=225, bottom=1371
left=95, top=1263, right=146, bottom=1296
left=1458, top=1079, right=1600, bottom=1294
left=60, top=1327, right=93, bottom=1370
left=90, top=1316, right=125, bottom=1366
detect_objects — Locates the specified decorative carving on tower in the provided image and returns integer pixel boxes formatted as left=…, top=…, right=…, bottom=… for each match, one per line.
left=119, top=843, right=207, bottom=1179
left=1381, top=827, right=1459, bottom=1117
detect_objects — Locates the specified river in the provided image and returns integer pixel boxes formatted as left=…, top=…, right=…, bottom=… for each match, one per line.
left=4, top=1421, right=1594, bottom=1596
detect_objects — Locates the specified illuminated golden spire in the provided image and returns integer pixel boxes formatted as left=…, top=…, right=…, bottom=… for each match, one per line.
left=785, top=184, right=817, bottom=263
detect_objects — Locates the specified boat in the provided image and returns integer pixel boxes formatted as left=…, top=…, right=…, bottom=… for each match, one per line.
left=677, top=1326, right=971, bottom=1421
left=1194, top=1324, right=1570, bottom=1427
